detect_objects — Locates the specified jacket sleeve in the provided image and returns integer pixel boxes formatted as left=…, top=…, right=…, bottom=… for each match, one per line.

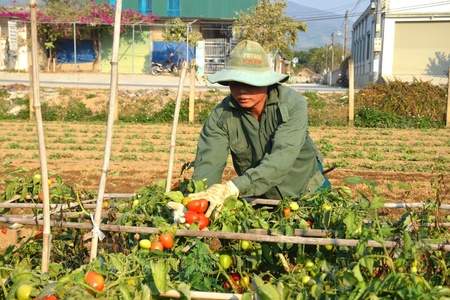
left=232, top=88, right=311, bottom=197
left=192, top=104, right=230, bottom=188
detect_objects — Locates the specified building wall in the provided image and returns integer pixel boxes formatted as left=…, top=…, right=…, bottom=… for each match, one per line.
left=96, top=0, right=258, bottom=18
left=352, top=0, right=450, bottom=87
left=100, top=26, right=152, bottom=73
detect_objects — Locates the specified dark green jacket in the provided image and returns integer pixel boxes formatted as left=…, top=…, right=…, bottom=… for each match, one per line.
left=192, top=84, right=325, bottom=199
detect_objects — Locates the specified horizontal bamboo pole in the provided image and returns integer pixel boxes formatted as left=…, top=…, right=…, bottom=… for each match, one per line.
left=1, top=216, right=450, bottom=251
left=3, top=198, right=450, bottom=210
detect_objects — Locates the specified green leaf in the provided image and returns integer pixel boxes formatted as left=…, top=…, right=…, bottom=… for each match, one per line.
left=253, top=275, right=281, bottom=300
left=150, top=259, right=167, bottom=293
left=352, top=263, right=364, bottom=282
left=164, top=191, right=184, bottom=203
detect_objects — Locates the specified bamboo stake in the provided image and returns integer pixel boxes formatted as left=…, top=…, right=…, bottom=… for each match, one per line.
left=29, top=0, right=52, bottom=273
left=2, top=217, right=450, bottom=251
left=165, top=62, right=188, bottom=192
left=90, top=0, right=123, bottom=262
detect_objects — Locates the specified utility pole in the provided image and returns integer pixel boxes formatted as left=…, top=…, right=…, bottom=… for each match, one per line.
left=344, top=10, right=348, bottom=61
left=330, top=32, right=334, bottom=85
left=373, top=0, right=382, bottom=83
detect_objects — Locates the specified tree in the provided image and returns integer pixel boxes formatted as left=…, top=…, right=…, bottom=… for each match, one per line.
left=232, top=0, right=306, bottom=53
left=162, top=17, right=201, bottom=46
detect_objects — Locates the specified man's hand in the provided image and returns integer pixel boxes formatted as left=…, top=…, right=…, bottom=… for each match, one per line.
left=189, top=181, right=239, bottom=218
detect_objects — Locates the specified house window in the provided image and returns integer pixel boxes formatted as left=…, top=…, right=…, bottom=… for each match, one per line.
left=140, top=0, right=152, bottom=14
left=366, top=33, right=371, bottom=60
left=167, top=0, right=180, bottom=17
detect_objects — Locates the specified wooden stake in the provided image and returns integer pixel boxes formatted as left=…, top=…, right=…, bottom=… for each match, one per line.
left=189, top=58, right=196, bottom=123
left=165, top=62, right=188, bottom=192
left=446, top=67, right=450, bottom=127
left=29, top=0, right=52, bottom=274
left=90, top=0, right=123, bottom=262
left=348, top=59, right=354, bottom=126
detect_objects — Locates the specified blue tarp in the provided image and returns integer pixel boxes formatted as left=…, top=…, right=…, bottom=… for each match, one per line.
left=152, top=41, right=195, bottom=66
left=56, top=39, right=95, bottom=63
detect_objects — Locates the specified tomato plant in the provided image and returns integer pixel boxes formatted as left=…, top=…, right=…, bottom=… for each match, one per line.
left=185, top=210, right=200, bottom=224
left=219, top=254, right=232, bottom=270
left=151, top=241, right=164, bottom=251
left=197, top=213, right=210, bottom=230
left=16, top=284, right=33, bottom=300
left=283, top=207, right=291, bottom=217
left=159, top=233, right=174, bottom=249
left=139, top=239, right=151, bottom=250
left=240, top=240, right=251, bottom=251
left=85, top=270, right=105, bottom=292
left=188, top=199, right=209, bottom=213
left=289, top=202, right=299, bottom=211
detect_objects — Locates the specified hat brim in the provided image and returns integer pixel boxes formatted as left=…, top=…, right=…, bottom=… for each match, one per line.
left=207, top=69, right=289, bottom=86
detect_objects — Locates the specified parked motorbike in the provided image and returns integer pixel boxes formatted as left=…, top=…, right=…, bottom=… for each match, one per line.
left=151, top=54, right=179, bottom=76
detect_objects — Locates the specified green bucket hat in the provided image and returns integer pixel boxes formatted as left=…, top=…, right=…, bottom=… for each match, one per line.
left=208, top=40, right=289, bottom=87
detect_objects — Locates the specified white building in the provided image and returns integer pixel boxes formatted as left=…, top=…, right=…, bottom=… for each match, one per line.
left=352, top=0, right=450, bottom=87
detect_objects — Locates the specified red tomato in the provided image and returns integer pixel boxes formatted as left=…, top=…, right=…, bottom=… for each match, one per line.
left=185, top=210, right=200, bottom=224
left=151, top=241, right=164, bottom=251
left=197, top=199, right=209, bottom=213
left=197, top=213, right=210, bottom=230
left=1, top=228, right=6, bottom=234
left=188, top=199, right=209, bottom=213
left=85, top=271, right=105, bottom=293
left=39, top=193, right=43, bottom=201
left=35, top=227, right=44, bottom=239
left=283, top=208, right=291, bottom=217
left=187, top=200, right=201, bottom=212
left=306, top=220, right=313, bottom=228
left=159, top=233, right=174, bottom=249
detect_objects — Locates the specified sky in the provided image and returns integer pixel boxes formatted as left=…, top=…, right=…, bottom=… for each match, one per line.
left=289, top=0, right=368, bottom=23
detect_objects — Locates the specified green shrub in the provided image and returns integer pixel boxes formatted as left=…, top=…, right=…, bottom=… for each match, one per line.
left=355, top=80, right=447, bottom=122
left=64, top=101, right=93, bottom=121
left=354, top=107, right=444, bottom=129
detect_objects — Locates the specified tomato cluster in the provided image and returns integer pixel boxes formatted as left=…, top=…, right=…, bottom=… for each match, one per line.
left=222, top=272, right=250, bottom=293
left=185, top=199, right=210, bottom=229
left=139, top=233, right=175, bottom=252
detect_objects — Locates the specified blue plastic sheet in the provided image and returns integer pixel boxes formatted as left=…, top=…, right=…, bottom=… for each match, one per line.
left=56, top=39, right=95, bottom=63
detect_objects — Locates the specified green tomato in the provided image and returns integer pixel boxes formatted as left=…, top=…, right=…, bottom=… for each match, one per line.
left=411, top=266, right=418, bottom=274
left=16, top=284, right=33, bottom=300
left=132, top=199, right=139, bottom=208
left=139, top=239, right=151, bottom=250
left=324, top=244, right=333, bottom=251
left=241, top=240, right=251, bottom=251
left=305, top=260, right=314, bottom=269
left=219, top=254, right=232, bottom=270
left=301, top=275, right=311, bottom=285
left=33, top=173, right=41, bottom=184
left=289, top=202, right=300, bottom=211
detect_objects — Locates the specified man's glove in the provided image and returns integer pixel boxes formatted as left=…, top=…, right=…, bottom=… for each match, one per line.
left=167, top=201, right=187, bottom=224
left=189, top=181, right=239, bottom=218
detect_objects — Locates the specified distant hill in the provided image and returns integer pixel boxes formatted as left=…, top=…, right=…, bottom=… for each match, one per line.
left=285, top=1, right=353, bottom=51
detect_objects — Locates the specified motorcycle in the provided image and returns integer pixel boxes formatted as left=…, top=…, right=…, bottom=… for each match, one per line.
left=151, top=54, right=179, bottom=76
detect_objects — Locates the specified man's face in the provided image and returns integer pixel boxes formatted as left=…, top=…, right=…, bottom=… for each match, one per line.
left=229, top=82, right=268, bottom=114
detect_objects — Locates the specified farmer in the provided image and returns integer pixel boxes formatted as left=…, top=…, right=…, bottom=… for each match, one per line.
left=189, top=40, right=330, bottom=217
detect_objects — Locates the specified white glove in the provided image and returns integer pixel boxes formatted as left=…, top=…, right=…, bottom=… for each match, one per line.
left=189, top=181, right=239, bottom=218
left=167, top=201, right=187, bottom=224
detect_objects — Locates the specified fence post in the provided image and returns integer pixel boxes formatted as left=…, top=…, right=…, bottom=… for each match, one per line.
left=348, top=59, right=354, bottom=126
left=189, top=58, right=196, bottom=123
left=447, top=67, right=450, bottom=128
